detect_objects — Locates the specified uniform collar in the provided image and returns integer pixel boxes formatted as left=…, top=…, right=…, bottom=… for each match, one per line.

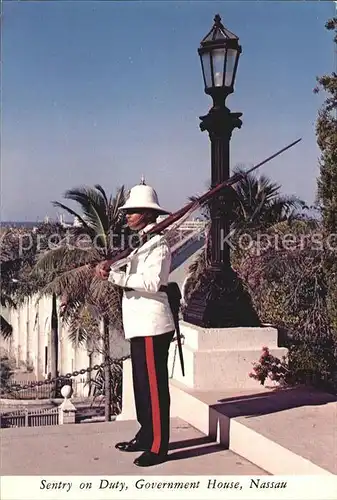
left=139, top=222, right=156, bottom=236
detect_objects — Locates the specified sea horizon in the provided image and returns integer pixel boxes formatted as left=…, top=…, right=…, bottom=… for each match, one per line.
left=0, top=220, right=72, bottom=228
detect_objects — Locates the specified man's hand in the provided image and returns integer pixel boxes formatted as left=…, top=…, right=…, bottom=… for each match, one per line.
left=108, top=269, right=127, bottom=287
left=95, top=260, right=112, bottom=280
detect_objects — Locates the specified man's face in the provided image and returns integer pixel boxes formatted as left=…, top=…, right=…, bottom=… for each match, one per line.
left=125, top=210, right=154, bottom=230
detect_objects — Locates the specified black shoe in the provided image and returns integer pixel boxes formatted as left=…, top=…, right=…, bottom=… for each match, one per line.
left=133, top=451, right=167, bottom=467
left=115, top=438, right=148, bottom=452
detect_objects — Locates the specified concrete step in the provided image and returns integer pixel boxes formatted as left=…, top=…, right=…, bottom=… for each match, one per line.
left=169, top=344, right=287, bottom=390
left=167, top=322, right=287, bottom=390
left=169, top=382, right=337, bottom=475
left=0, top=417, right=267, bottom=475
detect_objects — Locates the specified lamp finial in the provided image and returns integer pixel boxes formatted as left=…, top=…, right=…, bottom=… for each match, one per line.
left=214, top=13, right=222, bottom=25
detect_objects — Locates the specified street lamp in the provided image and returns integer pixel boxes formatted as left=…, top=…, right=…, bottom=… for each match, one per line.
left=198, top=13, right=241, bottom=105
left=183, top=14, right=259, bottom=328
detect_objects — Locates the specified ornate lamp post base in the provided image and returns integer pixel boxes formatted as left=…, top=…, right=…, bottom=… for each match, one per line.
left=182, top=264, right=261, bottom=328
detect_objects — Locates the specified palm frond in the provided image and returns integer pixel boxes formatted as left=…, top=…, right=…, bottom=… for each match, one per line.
left=37, top=264, right=94, bottom=301
left=34, top=246, right=100, bottom=276
left=1, top=293, right=17, bottom=309
left=32, top=185, right=127, bottom=355
left=52, top=201, right=89, bottom=230
left=65, top=303, right=101, bottom=348
left=1, top=316, right=13, bottom=339
left=108, top=186, right=126, bottom=233
left=261, top=196, right=304, bottom=225
left=88, top=278, right=123, bottom=329
left=65, top=187, right=108, bottom=250
left=94, top=184, right=109, bottom=208
left=230, top=168, right=307, bottom=232
left=272, top=194, right=305, bottom=210
left=68, top=326, right=90, bottom=348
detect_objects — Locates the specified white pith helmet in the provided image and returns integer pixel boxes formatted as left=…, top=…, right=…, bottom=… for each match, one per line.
left=118, top=176, right=170, bottom=215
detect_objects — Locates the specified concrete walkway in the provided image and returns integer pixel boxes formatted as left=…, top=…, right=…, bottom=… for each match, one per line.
left=0, top=417, right=267, bottom=475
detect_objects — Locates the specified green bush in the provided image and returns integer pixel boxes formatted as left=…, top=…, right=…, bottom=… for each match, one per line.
left=0, top=351, right=15, bottom=394
left=236, top=222, right=337, bottom=393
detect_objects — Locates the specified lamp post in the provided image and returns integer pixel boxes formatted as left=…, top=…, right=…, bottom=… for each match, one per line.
left=183, top=14, right=260, bottom=328
left=198, top=13, right=242, bottom=268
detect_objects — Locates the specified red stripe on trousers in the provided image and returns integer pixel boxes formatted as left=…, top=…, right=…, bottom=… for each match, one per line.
left=145, top=336, right=161, bottom=454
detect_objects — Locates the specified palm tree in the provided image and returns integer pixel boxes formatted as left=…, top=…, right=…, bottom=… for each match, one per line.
left=183, top=169, right=306, bottom=307
left=0, top=228, right=39, bottom=339
left=1, top=258, right=19, bottom=339
left=34, top=184, right=128, bottom=421
left=231, top=167, right=306, bottom=233
left=1, top=228, right=23, bottom=338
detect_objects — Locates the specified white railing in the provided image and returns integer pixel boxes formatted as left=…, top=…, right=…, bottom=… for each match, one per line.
left=0, top=407, right=59, bottom=428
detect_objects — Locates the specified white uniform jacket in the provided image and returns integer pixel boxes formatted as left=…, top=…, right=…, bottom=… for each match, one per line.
left=108, top=224, right=175, bottom=339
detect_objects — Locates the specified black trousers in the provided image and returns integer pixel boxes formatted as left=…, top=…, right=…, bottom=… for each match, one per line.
left=130, top=330, right=174, bottom=455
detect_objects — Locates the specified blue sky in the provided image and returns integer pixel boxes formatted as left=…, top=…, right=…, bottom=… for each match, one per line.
left=1, top=0, right=335, bottom=222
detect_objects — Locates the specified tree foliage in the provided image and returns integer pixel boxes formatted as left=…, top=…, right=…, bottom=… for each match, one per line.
left=237, top=221, right=337, bottom=392
left=0, top=226, right=44, bottom=338
left=34, top=185, right=128, bottom=332
left=231, top=167, right=305, bottom=233
left=184, top=170, right=305, bottom=304
left=314, top=17, right=337, bottom=232
left=314, top=17, right=337, bottom=331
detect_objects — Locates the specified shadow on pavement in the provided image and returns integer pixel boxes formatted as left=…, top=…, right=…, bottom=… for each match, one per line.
left=168, top=443, right=225, bottom=461
left=213, top=386, right=336, bottom=419
left=168, top=435, right=213, bottom=451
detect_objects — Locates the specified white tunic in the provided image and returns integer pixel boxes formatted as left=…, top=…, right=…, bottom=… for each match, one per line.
left=108, top=224, right=175, bottom=339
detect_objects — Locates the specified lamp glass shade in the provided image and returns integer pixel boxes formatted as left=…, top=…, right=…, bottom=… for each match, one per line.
left=201, top=52, right=212, bottom=89
left=212, top=48, right=226, bottom=87
left=224, top=48, right=238, bottom=87
left=199, top=15, right=241, bottom=96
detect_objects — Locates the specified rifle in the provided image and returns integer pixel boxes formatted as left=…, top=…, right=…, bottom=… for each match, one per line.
left=107, top=137, right=302, bottom=269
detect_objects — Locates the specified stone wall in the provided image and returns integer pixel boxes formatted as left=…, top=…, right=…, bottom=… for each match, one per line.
left=0, top=294, right=102, bottom=380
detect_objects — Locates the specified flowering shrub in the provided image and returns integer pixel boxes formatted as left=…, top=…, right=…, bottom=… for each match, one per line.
left=249, top=346, right=292, bottom=387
